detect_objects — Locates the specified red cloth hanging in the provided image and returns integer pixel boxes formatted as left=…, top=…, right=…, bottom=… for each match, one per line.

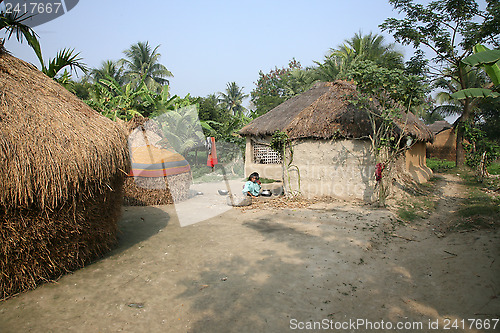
left=375, top=163, right=385, bottom=181
left=207, top=137, right=218, bottom=168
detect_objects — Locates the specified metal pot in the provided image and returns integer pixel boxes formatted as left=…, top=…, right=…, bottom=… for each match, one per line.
left=261, top=189, right=272, bottom=197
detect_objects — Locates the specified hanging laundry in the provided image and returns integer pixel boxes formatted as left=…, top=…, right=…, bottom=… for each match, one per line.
left=206, top=137, right=218, bottom=169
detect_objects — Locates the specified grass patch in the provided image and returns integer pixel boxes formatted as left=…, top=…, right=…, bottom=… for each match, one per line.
left=426, top=158, right=456, bottom=173
left=487, top=162, right=500, bottom=175
left=452, top=170, right=500, bottom=231
left=397, top=197, right=437, bottom=222
left=395, top=177, right=439, bottom=222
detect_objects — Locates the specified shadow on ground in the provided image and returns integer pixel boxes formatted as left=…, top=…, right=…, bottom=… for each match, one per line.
left=110, top=205, right=171, bottom=256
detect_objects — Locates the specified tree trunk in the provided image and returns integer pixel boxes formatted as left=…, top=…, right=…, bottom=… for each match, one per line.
left=456, top=97, right=471, bottom=168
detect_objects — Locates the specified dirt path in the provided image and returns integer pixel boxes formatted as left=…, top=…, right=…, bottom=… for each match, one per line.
left=0, top=175, right=499, bottom=332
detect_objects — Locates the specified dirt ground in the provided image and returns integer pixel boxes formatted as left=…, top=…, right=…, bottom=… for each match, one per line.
left=0, top=174, right=499, bottom=332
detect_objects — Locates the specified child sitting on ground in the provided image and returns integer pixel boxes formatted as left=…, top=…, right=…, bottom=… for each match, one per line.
left=243, top=172, right=261, bottom=197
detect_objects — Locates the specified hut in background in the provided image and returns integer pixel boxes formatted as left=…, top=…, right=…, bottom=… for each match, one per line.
left=426, top=120, right=456, bottom=161
left=239, top=81, right=433, bottom=201
left=123, top=116, right=192, bottom=205
left=0, top=49, right=129, bottom=299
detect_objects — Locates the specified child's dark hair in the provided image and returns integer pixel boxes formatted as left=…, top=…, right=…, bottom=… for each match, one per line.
left=248, top=172, right=260, bottom=181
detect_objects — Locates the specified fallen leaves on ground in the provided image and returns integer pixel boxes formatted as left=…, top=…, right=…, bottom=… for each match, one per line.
left=236, top=195, right=318, bottom=212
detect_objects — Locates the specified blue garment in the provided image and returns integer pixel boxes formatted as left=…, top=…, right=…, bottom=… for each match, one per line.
left=243, top=181, right=261, bottom=196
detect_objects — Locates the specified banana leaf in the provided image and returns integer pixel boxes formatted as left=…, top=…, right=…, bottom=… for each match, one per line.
left=451, top=88, right=500, bottom=99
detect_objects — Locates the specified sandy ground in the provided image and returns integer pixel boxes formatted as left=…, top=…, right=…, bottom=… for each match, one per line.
left=0, top=174, right=499, bottom=332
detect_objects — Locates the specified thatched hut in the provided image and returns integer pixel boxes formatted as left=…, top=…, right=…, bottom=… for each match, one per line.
left=123, top=116, right=192, bottom=205
left=426, top=120, right=456, bottom=161
left=0, top=49, right=129, bottom=299
left=239, top=81, right=433, bottom=201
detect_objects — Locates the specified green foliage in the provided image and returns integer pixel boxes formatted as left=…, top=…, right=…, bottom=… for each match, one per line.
left=90, top=60, right=125, bottom=85
left=42, top=48, right=87, bottom=78
left=344, top=59, right=428, bottom=205
left=218, top=82, right=249, bottom=118
left=155, top=105, right=206, bottom=155
left=1, top=11, right=87, bottom=79
left=463, top=47, right=500, bottom=83
left=345, top=60, right=428, bottom=109
left=85, top=76, right=148, bottom=120
left=329, top=31, right=404, bottom=72
left=420, top=107, right=445, bottom=124
left=462, top=122, right=500, bottom=170
left=270, top=131, right=290, bottom=157
left=380, top=0, right=500, bottom=166
left=426, top=158, right=456, bottom=172
left=380, top=0, right=495, bottom=63
left=121, top=41, right=173, bottom=93
left=1, top=11, right=42, bottom=64
left=453, top=171, right=500, bottom=230
left=452, top=44, right=500, bottom=99
left=487, top=162, right=500, bottom=175
left=195, top=94, right=223, bottom=123
left=250, top=59, right=309, bottom=117
left=397, top=193, right=437, bottom=222
left=451, top=87, right=500, bottom=99
left=314, top=32, right=406, bottom=84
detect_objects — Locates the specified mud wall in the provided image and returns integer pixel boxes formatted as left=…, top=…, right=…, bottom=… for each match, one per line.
left=287, top=139, right=376, bottom=201
left=426, top=128, right=456, bottom=161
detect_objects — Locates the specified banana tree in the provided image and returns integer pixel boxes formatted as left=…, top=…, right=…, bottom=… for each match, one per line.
left=452, top=44, right=500, bottom=99
left=86, top=74, right=151, bottom=120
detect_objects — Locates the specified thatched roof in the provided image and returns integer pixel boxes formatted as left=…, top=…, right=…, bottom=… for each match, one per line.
left=240, top=81, right=433, bottom=142
left=427, top=120, right=453, bottom=135
left=0, top=49, right=130, bottom=210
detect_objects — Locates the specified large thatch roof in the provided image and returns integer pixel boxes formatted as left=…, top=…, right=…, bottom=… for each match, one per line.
left=0, top=49, right=129, bottom=210
left=240, top=81, right=433, bottom=142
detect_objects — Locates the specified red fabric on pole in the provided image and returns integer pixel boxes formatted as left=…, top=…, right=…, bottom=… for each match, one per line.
left=207, top=137, right=218, bottom=167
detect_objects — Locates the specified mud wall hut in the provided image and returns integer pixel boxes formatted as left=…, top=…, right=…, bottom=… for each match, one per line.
left=239, top=81, right=433, bottom=201
left=123, top=116, right=192, bottom=205
left=426, top=120, right=456, bottom=161
left=0, top=49, right=129, bottom=299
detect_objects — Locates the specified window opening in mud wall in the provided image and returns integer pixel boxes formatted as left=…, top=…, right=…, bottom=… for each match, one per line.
left=253, top=143, right=282, bottom=164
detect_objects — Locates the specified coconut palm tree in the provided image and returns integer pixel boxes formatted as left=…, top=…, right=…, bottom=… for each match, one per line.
left=90, top=60, right=125, bottom=85
left=218, top=82, right=249, bottom=118
left=121, top=41, right=173, bottom=92
left=331, top=32, right=404, bottom=70
left=433, top=65, right=489, bottom=122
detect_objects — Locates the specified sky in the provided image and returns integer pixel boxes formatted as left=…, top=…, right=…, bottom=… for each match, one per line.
left=2, top=0, right=419, bottom=100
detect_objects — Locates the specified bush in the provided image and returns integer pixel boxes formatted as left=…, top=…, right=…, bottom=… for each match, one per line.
left=426, top=158, right=455, bottom=172
left=487, top=162, right=500, bottom=175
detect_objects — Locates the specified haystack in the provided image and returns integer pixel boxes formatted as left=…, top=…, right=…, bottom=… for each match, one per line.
left=0, top=49, right=129, bottom=299
left=239, top=81, right=433, bottom=200
left=123, top=116, right=192, bottom=205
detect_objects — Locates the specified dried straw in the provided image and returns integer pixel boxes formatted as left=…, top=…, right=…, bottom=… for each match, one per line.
left=240, top=81, right=433, bottom=142
left=0, top=50, right=129, bottom=299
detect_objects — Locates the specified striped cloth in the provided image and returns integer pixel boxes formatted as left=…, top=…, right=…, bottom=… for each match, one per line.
left=129, top=145, right=190, bottom=177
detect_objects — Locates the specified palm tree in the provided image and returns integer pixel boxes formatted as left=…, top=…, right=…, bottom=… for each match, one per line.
left=433, top=66, right=488, bottom=122
left=156, top=105, right=206, bottom=155
left=120, top=41, right=173, bottom=92
left=219, top=82, right=249, bottom=118
left=1, top=11, right=39, bottom=59
left=90, top=60, right=125, bottom=85
left=331, top=32, right=404, bottom=70
left=1, top=11, right=86, bottom=78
